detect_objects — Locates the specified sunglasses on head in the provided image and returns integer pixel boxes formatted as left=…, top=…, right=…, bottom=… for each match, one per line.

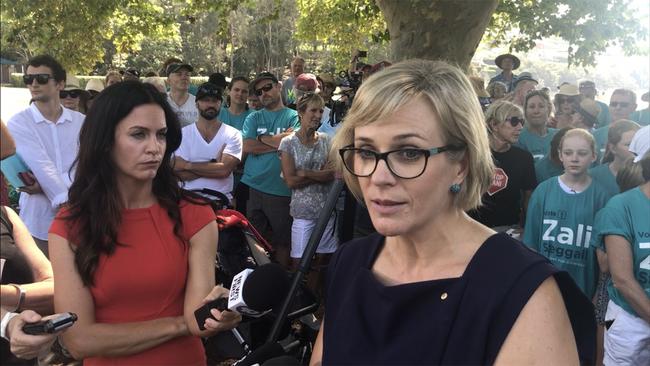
left=609, top=101, right=630, bottom=108
left=23, top=74, right=53, bottom=85
left=255, top=83, right=274, bottom=96
left=506, top=116, right=525, bottom=127
left=60, top=90, right=80, bottom=99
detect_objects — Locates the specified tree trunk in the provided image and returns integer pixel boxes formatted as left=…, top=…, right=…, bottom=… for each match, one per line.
left=376, top=0, right=498, bottom=70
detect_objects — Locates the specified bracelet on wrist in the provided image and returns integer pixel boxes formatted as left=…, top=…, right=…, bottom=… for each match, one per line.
left=7, top=284, right=26, bottom=312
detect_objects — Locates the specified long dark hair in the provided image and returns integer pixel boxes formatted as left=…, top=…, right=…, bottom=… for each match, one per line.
left=65, top=81, right=185, bottom=286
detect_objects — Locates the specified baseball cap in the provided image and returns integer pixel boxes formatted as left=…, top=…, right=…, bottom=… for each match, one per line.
left=166, top=63, right=194, bottom=75
left=513, top=72, right=538, bottom=89
left=629, top=125, right=650, bottom=163
left=252, top=71, right=278, bottom=86
left=195, top=82, right=223, bottom=101
left=295, top=73, right=318, bottom=92
left=208, top=73, right=228, bottom=89
left=85, top=78, right=104, bottom=93
left=121, top=68, right=140, bottom=78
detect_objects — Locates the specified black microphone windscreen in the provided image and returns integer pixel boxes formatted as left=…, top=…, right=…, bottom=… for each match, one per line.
left=242, top=263, right=290, bottom=311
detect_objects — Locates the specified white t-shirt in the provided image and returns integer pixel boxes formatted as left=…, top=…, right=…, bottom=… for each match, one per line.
left=167, top=93, right=198, bottom=127
left=175, top=122, right=243, bottom=198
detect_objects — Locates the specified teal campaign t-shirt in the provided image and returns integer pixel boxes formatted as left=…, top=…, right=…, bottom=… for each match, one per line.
left=589, top=164, right=619, bottom=198
left=631, top=108, right=650, bottom=126
left=523, top=177, right=613, bottom=297
left=241, top=108, right=299, bottom=197
left=534, top=156, right=564, bottom=184
left=219, top=107, right=253, bottom=131
left=590, top=187, right=650, bottom=317
left=516, top=127, right=558, bottom=162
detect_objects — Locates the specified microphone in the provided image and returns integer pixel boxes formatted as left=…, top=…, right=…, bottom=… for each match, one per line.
left=195, top=263, right=290, bottom=329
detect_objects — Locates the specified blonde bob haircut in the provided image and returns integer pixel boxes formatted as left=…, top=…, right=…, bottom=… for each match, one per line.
left=331, top=59, right=494, bottom=211
left=484, top=100, right=524, bottom=133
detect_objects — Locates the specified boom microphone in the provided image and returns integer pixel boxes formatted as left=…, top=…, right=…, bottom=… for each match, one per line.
left=195, top=263, right=290, bottom=329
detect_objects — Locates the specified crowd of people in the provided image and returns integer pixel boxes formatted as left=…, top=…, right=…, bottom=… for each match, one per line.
left=0, top=51, right=648, bottom=365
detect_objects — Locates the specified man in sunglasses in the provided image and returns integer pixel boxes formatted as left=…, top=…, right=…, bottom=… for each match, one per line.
left=240, top=71, right=299, bottom=268
left=593, top=89, right=638, bottom=158
left=174, top=83, right=242, bottom=202
left=7, top=54, right=85, bottom=256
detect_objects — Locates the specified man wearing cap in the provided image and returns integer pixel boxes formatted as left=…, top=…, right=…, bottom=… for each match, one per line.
left=593, top=89, right=638, bottom=158
left=173, top=82, right=242, bottom=201
left=287, top=73, right=319, bottom=110
left=507, top=72, right=537, bottom=107
left=579, top=80, right=611, bottom=128
left=490, top=53, right=520, bottom=93
left=281, top=56, right=305, bottom=106
left=166, top=62, right=199, bottom=127
left=241, top=72, right=300, bottom=268
left=631, top=91, right=649, bottom=126
left=7, top=55, right=84, bottom=256
left=121, top=68, right=140, bottom=82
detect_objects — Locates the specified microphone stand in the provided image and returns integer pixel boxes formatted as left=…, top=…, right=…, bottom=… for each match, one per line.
left=266, top=179, right=345, bottom=343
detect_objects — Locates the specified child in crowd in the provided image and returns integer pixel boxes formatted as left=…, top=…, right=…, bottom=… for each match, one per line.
left=524, top=129, right=613, bottom=298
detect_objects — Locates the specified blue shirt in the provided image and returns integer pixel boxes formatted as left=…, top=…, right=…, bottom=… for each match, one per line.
left=535, top=156, right=564, bottom=184
left=218, top=107, right=253, bottom=131
left=588, top=164, right=619, bottom=198
left=524, top=177, right=613, bottom=297
left=489, top=72, right=518, bottom=93
left=241, top=108, right=299, bottom=196
left=631, top=108, right=650, bottom=126
left=516, top=127, right=558, bottom=162
left=591, top=187, right=650, bottom=317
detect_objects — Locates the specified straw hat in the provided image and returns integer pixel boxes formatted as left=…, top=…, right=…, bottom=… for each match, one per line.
left=556, top=84, right=580, bottom=96
left=495, top=53, right=521, bottom=70
left=64, top=75, right=83, bottom=91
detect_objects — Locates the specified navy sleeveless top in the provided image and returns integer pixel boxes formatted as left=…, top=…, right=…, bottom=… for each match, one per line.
left=323, top=233, right=595, bottom=365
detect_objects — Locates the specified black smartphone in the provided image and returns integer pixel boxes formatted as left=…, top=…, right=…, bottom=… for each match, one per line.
left=22, top=313, right=78, bottom=335
left=194, top=297, right=228, bottom=331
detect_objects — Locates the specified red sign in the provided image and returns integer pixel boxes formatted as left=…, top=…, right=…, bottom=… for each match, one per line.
left=487, top=168, right=508, bottom=196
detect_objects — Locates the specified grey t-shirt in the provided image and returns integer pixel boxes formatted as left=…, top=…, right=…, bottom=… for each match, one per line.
left=279, top=132, right=332, bottom=219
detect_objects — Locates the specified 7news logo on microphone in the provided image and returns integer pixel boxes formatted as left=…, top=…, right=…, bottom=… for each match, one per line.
left=228, top=268, right=272, bottom=317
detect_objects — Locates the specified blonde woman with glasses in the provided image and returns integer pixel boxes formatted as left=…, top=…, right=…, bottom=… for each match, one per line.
left=310, top=59, right=595, bottom=365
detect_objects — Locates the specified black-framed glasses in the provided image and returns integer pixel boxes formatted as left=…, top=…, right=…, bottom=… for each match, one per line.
left=255, top=83, right=274, bottom=96
left=609, top=101, right=630, bottom=108
left=339, top=144, right=466, bottom=179
left=60, top=90, right=80, bottom=99
left=23, top=74, right=53, bottom=85
left=506, top=116, right=524, bottom=127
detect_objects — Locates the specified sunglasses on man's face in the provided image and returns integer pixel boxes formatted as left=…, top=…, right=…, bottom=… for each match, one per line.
left=557, top=96, right=576, bottom=104
left=609, top=101, right=630, bottom=108
left=506, top=116, right=525, bottom=127
left=255, top=83, right=274, bottom=96
left=60, top=90, right=80, bottom=99
left=23, top=74, right=53, bottom=85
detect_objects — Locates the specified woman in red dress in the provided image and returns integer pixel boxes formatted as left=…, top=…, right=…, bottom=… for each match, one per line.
left=49, top=81, right=240, bottom=365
